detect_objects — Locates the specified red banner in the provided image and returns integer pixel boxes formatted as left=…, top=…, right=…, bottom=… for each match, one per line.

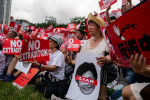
left=13, top=68, right=39, bottom=88
left=99, top=0, right=117, bottom=10
left=67, top=23, right=76, bottom=30
left=45, top=24, right=54, bottom=33
left=100, top=11, right=107, bottom=22
left=85, top=18, right=90, bottom=39
left=106, top=1, right=150, bottom=67
left=20, top=39, right=49, bottom=61
left=76, top=75, right=97, bottom=86
left=9, top=21, right=21, bottom=32
left=67, top=38, right=81, bottom=51
left=30, top=26, right=36, bottom=31
left=3, top=39, right=23, bottom=55
left=76, top=23, right=81, bottom=30
left=122, top=0, right=126, bottom=5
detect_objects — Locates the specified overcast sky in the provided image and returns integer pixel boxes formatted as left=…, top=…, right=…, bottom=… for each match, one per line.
left=11, top=0, right=140, bottom=24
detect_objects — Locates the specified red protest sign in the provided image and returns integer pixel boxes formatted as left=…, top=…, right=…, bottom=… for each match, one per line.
left=76, top=75, right=97, bottom=86
left=106, top=1, right=150, bottom=67
left=9, top=21, right=21, bottom=32
left=99, top=0, right=117, bottom=10
left=67, top=38, right=81, bottom=51
left=2, top=39, right=23, bottom=55
left=20, top=39, right=49, bottom=61
left=13, top=68, right=39, bottom=89
left=100, top=11, right=107, bottom=22
left=67, top=23, right=76, bottom=30
left=45, top=24, right=54, bottom=33
left=122, top=0, right=126, bottom=5
left=76, top=23, right=81, bottom=30
left=85, top=18, right=91, bottom=39
left=30, top=26, right=36, bottom=31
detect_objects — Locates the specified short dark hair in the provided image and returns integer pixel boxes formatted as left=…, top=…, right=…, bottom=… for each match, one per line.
left=75, top=62, right=98, bottom=84
left=77, top=29, right=85, bottom=37
left=110, top=16, right=117, bottom=20
left=18, top=33, right=24, bottom=40
left=27, top=29, right=32, bottom=32
left=8, top=31, right=18, bottom=39
left=88, top=20, right=100, bottom=28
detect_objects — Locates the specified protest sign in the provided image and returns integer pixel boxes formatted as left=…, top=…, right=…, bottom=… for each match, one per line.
left=122, top=0, right=126, bottom=5
left=99, top=0, right=117, bottom=10
left=20, top=39, right=49, bottom=61
left=85, top=18, right=90, bottom=39
left=76, top=23, right=81, bottom=30
left=15, top=61, right=32, bottom=74
left=106, top=1, right=150, bottom=67
left=67, top=38, right=81, bottom=51
left=67, top=23, right=76, bottom=30
left=45, top=24, right=54, bottom=33
left=66, top=53, right=101, bottom=100
left=13, top=68, right=39, bottom=89
left=100, top=11, right=107, bottom=22
left=9, top=21, right=21, bottom=32
left=30, top=26, right=36, bottom=31
left=3, top=39, right=23, bottom=55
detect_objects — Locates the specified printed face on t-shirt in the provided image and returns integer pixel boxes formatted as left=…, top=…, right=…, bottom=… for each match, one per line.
left=78, top=71, right=96, bottom=95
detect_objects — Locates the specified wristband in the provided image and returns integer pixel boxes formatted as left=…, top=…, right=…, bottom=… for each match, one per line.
left=38, top=64, right=43, bottom=69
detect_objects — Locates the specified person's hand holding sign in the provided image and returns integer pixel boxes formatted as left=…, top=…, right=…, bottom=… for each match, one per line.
left=131, top=54, right=150, bottom=77
left=96, top=55, right=111, bottom=67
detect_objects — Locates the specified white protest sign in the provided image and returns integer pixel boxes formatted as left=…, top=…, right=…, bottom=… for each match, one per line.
left=66, top=53, right=101, bottom=100
left=15, top=61, right=32, bottom=74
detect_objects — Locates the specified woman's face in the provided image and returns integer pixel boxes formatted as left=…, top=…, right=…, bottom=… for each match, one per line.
left=76, top=31, right=83, bottom=40
left=88, top=22, right=100, bottom=36
left=78, top=71, right=96, bottom=95
left=49, top=39, right=57, bottom=49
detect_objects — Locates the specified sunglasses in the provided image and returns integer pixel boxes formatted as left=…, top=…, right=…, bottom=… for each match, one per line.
left=49, top=39, right=54, bottom=42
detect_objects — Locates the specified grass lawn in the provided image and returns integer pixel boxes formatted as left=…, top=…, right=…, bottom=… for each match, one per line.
left=0, top=80, right=49, bottom=100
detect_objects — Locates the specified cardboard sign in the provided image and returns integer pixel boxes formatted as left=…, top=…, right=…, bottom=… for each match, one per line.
left=15, top=61, right=32, bottom=74
left=67, top=38, right=81, bottom=51
left=99, top=0, right=117, bottom=10
left=106, top=1, right=150, bottom=67
left=9, top=21, right=21, bottom=32
left=13, top=68, right=39, bottom=89
left=67, top=23, right=76, bottom=30
left=20, top=39, right=49, bottom=61
left=3, top=39, right=23, bottom=55
left=66, top=53, right=101, bottom=100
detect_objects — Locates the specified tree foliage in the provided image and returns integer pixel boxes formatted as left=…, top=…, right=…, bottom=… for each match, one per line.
left=70, top=16, right=85, bottom=30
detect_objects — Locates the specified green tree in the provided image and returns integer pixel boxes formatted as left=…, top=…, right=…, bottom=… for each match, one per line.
left=70, top=16, right=85, bottom=30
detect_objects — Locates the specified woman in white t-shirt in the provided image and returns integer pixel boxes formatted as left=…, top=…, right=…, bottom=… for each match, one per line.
left=31, top=35, right=65, bottom=83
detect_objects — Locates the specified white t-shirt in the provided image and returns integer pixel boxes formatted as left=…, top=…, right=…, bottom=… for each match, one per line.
left=46, top=50, right=65, bottom=80
left=80, top=38, right=109, bottom=55
left=0, top=51, right=5, bottom=75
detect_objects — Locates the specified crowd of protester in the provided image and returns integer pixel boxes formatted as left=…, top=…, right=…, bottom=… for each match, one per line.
left=0, top=0, right=149, bottom=100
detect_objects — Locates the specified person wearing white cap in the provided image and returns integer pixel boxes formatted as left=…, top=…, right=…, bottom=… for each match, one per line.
left=30, top=35, right=65, bottom=84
